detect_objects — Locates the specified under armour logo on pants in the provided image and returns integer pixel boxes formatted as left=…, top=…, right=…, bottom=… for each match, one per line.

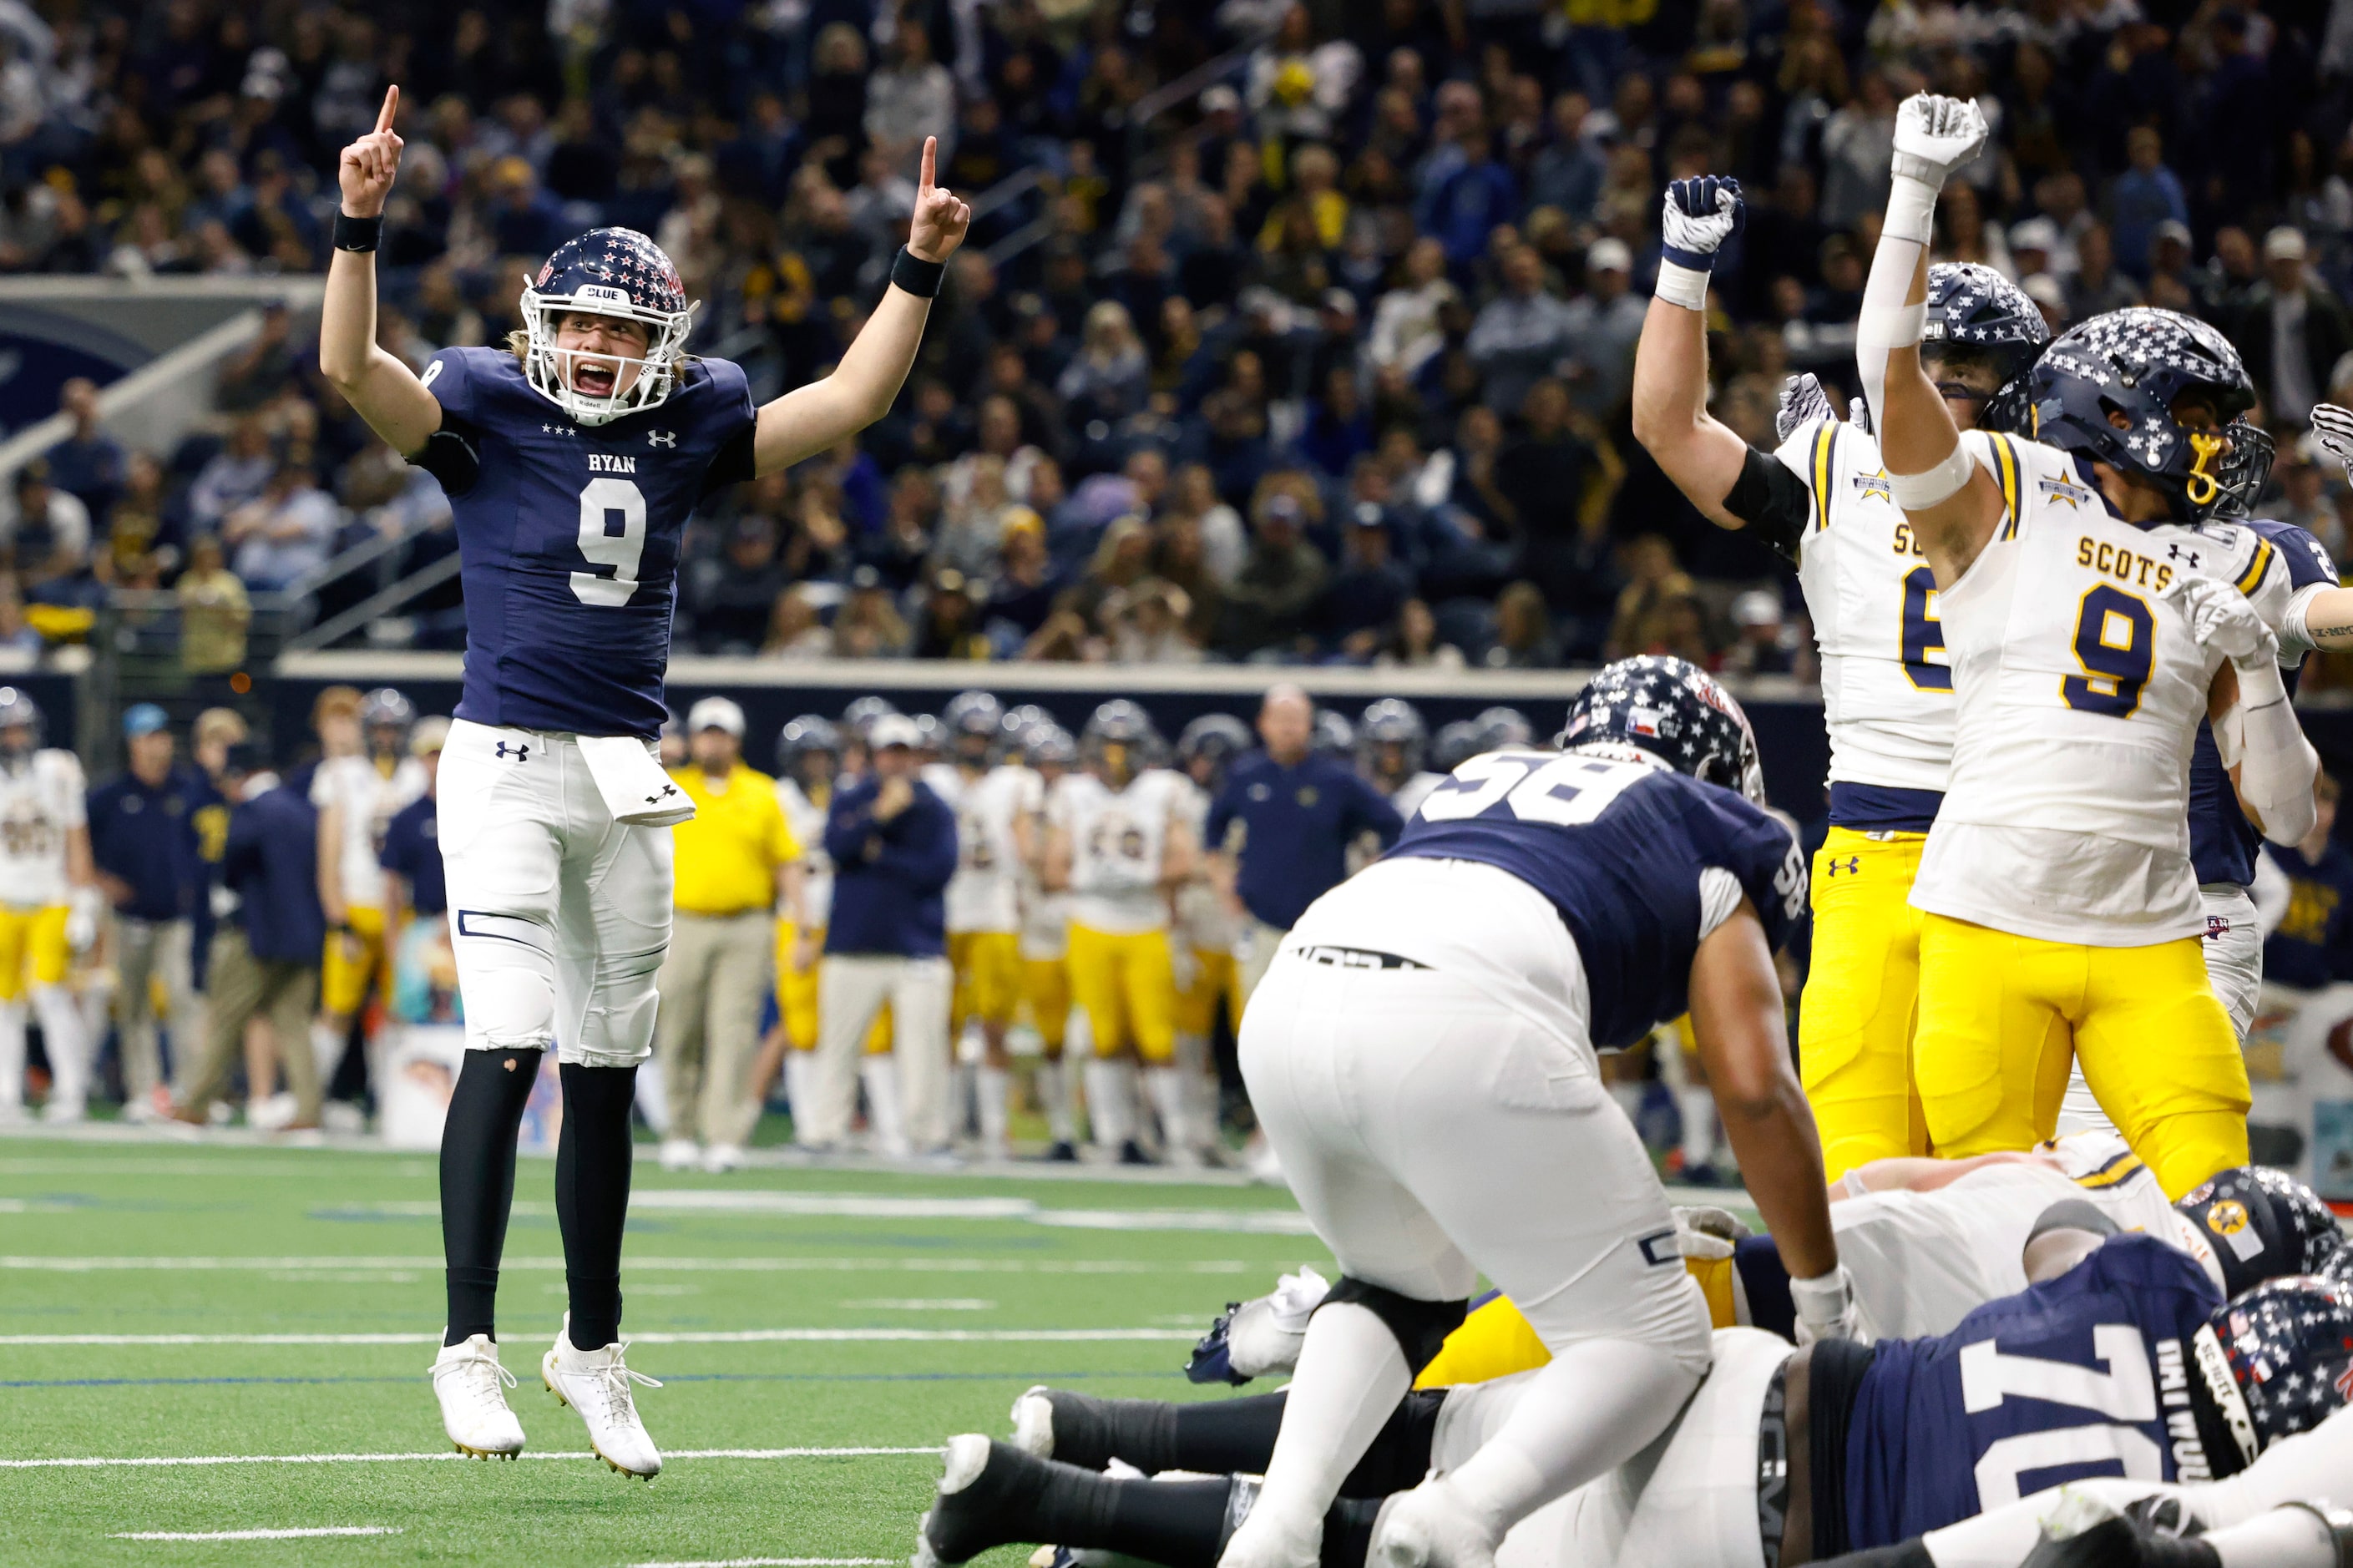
left=495, top=741, right=530, bottom=761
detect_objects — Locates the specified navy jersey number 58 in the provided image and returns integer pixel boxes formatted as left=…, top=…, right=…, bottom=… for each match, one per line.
left=1419, top=752, right=1656, bottom=827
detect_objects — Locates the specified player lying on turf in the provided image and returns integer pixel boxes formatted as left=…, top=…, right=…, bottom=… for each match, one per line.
left=320, top=86, right=969, bottom=1477
left=1187, top=1144, right=2346, bottom=1390
left=914, top=1230, right=2353, bottom=1568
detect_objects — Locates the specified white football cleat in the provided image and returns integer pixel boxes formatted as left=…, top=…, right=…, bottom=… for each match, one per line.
left=656, top=1139, right=700, bottom=1172
left=542, top=1314, right=663, bottom=1479
left=702, top=1142, right=746, bottom=1173
left=430, top=1334, right=524, bottom=1459
left=1369, top=1479, right=1502, bottom=1568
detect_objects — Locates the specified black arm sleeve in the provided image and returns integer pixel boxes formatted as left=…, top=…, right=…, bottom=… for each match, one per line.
left=1723, top=445, right=1813, bottom=564
left=407, top=417, right=483, bottom=498
left=699, top=422, right=758, bottom=499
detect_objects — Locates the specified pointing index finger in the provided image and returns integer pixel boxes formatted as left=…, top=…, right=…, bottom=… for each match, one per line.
left=375, top=84, right=399, bottom=135
left=919, top=135, right=936, bottom=195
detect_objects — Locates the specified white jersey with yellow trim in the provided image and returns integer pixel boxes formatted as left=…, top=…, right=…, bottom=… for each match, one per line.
left=312, top=752, right=428, bottom=912
left=0, top=747, right=83, bottom=909
left=1910, top=430, right=2292, bottom=946
left=1049, top=767, right=1183, bottom=934
left=776, top=776, right=832, bottom=928
left=923, top=761, right=1032, bottom=934
left=1776, top=413, right=1956, bottom=794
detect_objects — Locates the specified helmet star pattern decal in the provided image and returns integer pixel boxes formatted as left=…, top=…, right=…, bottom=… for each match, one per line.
left=520, top=227, right=696, bottom=427
left=1556, top=655, right=1767, bottom=802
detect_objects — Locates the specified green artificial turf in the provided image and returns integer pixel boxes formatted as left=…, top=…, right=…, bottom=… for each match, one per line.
left=0, top=1135, right=1330, bottom=1567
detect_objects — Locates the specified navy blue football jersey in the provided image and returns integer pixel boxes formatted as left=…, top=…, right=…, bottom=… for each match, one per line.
left=1843, top=1233, right=2228, bottom=1548
left=2189, top=518, right=2335, bottom=887
left=413, top=346, right=757, bottom=740
left=1386, top=749, right=1805, bottom=1048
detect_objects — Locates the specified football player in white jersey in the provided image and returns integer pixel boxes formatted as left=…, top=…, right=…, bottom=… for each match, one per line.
left=311, top=685, right=428, bottom=1098
left=924, top=690, right=1036, bottom=1161
left=1170, top=715, right=1255, bottom=1165
left=1016, top=721, right=1082, bottom=1159
left=0, top=690, right=96, bottom=1121
left=1861, top=94, right=2318, bottom=1200
left=1632, top=173, right=2051, bottom=1181
left=1043, top=701, right=1197, bottom=1164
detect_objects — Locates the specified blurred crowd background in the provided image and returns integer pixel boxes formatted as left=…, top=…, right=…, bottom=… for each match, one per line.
left=8, top=0, right=2353, bottom=677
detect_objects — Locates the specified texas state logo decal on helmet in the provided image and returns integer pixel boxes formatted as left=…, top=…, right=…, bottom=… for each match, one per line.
left=520, top=227, right=696, bottom=427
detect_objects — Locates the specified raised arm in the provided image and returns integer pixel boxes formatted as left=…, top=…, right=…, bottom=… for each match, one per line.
left=751, top=137, right=972, bottom=476
left=1631, top=177, right=1753, bottom=531
left=1860, top=95, right=2004, bottom=586
left=316, top=88, right=442, bottom=458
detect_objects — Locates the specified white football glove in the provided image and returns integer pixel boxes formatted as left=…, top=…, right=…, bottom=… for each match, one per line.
left=2311, top=403, right=2353, bottom=483
left=1660, top=175, right=1745, bottom=266
left=1791, top=1263, right=1873, bottom=1346
left=2160, top=573, right=2279, bottom=671
left=1775, top=373, right=1832, bottom=443
left=1890, top=94, right=1990, bottom=190
left=1672, top=1204, right=1754, bottom=1262
left=65, top=886, right=102, bottom=953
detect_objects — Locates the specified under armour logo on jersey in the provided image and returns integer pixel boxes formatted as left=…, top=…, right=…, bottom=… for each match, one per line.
left=1827, top=856, right=1859, bottom=876
left=645, top=782, right=679, bottom=804
left=648, top=429, right=677, bottom=448
left=2168, top=544, right=2203, bottom=569
left=495, top=741, right=530, bottom=761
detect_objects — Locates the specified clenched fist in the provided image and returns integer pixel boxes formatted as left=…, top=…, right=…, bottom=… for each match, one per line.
left=907, top=136, right=972, bottom=265
left=1891, top=93, right=1989, bottom=191
left=338, top=85, right=404, bottom=219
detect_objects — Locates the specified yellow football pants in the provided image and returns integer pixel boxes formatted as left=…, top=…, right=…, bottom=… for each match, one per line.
left=1913, top=913, right=2249, bottom=1199
left=1065, top=924, right=1176, bottom=1064
left=1174, top=947, right=1241, bottom=1036
left=949, top=930, right=1022, bottom=1032
left=0, top=903, right=69, bottom=1001
left=1415, top=1257, right=1743, bottom=1389
left=320, top=904, right=387, bottom=1018
left=776, top=924, right=893, bottom=1055
left=1799, top=827, right=1930, bottom=1181
left=1023, top=956, right=1070, bottom=1056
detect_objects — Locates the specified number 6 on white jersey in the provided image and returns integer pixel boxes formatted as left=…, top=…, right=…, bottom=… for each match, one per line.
left=572, top=477, right=647, bottom=607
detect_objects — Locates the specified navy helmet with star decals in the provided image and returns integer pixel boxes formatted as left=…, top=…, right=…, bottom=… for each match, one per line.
left=2026, top=307, right=2267, bottom=523
left=2174, top=1166, right=2347, bottom=1297
left=1556, top=655, right=1766, bottom=803
left=521, top=227, right=696, bottom=426
left=1923, top=262, right=2049, bottom=432
left=2192, top=1273, right=2353, bottom=1470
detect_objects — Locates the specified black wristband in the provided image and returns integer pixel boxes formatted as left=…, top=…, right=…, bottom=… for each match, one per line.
left=891, top=245, right=946, bottom=297
left=332, top=212, right=383, bottom=253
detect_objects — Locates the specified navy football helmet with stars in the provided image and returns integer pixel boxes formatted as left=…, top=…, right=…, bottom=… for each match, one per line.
left=1923, top=262, right=2049, bottom=433
left=2026, top=307, right=2266, bottom=523
left=2174, top=1166, right=2347, bottom=1297
left=1556, top=656, right=1766, bottom=803
left=2191, top=1273, right=2353, bottom=1472
left=521, top=227, right=696, bottom=426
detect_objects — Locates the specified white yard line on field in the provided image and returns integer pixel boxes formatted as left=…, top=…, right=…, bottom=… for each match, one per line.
left=8, top=1447, right=940, bottom=1469
left=628, top=1559, right=898, bottom=1566
left=0, top=1328, right=1198, bottom=1347
left=114, top=1526, right=402, bottom=1541
left=0, top=1256, right=1256, bottom=1274
left=302, top=1194, right=1318, bottom=1234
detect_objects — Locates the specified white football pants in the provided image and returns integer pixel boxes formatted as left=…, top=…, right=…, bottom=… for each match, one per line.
left=438, top=721, right=672, bottom=1068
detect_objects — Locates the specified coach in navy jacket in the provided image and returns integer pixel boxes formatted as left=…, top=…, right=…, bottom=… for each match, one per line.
left=171, top=745, right=328, bottom=1129
left=804, top=714, right=959, bottom=1154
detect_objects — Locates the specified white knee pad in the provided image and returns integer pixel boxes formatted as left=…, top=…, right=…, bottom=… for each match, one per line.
left=452, top=909, right=559, bottom=1054
left=567, top=944, right=664, bottom=1068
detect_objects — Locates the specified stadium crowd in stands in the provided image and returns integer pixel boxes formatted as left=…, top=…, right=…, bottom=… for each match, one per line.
left=6, top=0, right=2351, bottom=671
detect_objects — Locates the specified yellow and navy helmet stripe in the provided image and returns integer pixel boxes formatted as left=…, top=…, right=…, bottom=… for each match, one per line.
left=1811, top=423, right=1836, bottom=534
left=1988, top=434, right=2023, bottom=541
left=2234, top=539, right=2275, bottom=597
left=2072, top=1146, right=2148, bottom=1191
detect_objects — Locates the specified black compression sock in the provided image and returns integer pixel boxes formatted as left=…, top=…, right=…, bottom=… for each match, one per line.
left=1102, top=1475, right=1237, bottom=1568
left=1165, top=1389, right=1440, bottom=1497
left=555, top=1063, right=637, bottom=1350
left=439, top=1048, right=544, bottom=1347
left=1322, top=1498, right=1382, bottom=1568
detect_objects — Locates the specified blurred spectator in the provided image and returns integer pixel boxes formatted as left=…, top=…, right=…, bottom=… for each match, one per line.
left=913, top=569, right=993, bottom=659
left=2110, top=126, right=2189, bottom=278
left=690, top=517, right=792, bottom=655
left=1467, top=244, right=1575, bottom=416
left=1723, top=589, right=1803, bottom=677
left=1375, top=598, right=1467, bottom=669
left=832, top=566, right=912, bottom=658
left=2063, top=225, right=2142, bottom=325
left=1215, top=482, right=1329, bottom=658
left=1056, top=301, right=1151, bottom=425
left=89, top=705, right=207, bottom=1122
left=176, top=534, right=251, bottom=673
left=1483, top=580, right=1563, bottom=669
left=44, top=378, right=124, bottom=521
left=223, top=463, right=337, bottom=592
left=2262, top=771, right=2353, bottom=990
left=1369, top=236, right=1459, bottom=379
left=188, top=416, right=276, bottom=529
left=5, top=460, right=91, bottom=596
left=2232, top=228, right=2353, bottom=427
left=765, top=585, right=836, bottom=660
left=1560, top=239, right=1643, bottom=417
left=1321, top=513, right=1414, bottom=661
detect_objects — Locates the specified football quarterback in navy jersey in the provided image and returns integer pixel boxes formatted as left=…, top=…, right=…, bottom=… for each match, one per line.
left=1216, top=656, right=1849, bottom=1568
left=317, top=87, right=969, bottom=1475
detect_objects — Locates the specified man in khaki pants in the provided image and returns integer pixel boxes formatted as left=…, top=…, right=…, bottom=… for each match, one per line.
left=653, top=697, right=802, bottom=1174
left=170, top=743, right=325, bottom=1130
